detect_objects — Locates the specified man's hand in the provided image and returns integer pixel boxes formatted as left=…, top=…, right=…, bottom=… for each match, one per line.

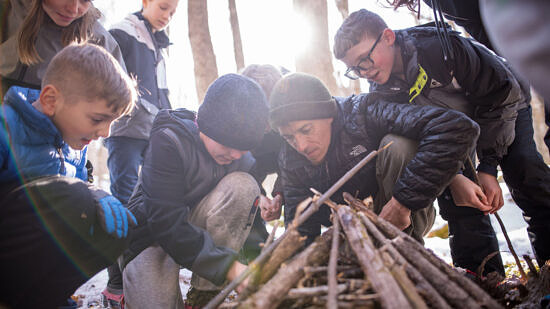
left=258, top=194, right=283, bottom=221
left=449, top=174, right=492, bottom=213
left=478, top=172, right=504, bottom=214
left=379, top=197, right=411, bottom=230
left=226, top=261, right=249, bottom=293
left=96, top=195, right=137, bottom=238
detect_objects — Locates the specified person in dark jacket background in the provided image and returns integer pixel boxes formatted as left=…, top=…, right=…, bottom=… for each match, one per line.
left=387, top=0, right=550, bottom=152
left=334, top=9, right=550, bottom=274
left=270, top=73, right=479, bottom=246
left=101, top=0, right=179, bottom=305
left=240, top=64, right=285, bottom=263
left=121, top=74, right=274, bottom=308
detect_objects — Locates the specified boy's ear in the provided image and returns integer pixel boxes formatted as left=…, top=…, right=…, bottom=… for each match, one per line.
left=39, top=85, right=61, bottom=117
left=382, top=28, right=396, bottom=45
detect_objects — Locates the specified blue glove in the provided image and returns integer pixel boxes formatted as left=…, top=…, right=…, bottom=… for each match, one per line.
left=96, top=195, right=137, bottom=238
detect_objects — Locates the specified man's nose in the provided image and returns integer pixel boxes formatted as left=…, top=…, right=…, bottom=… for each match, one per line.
left=295, top=136, right=308, bottom=154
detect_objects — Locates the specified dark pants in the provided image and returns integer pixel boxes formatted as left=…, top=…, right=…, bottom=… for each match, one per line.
left=104, top=136, right=149, bottom=206
left=438, top=189, right=505, bottom=275
left=440, top=106, right=550, bottom=275
left=0, top=176, right=127, bottom=308
left=501, top=106, right=550, bottom=266
left=544, top=99, right=550, bottom=151
left=104, top=136, right=148, bottom=291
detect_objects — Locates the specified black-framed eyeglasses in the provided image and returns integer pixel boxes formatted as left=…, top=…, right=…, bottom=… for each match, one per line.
left=344, top=32, right=383, bottom=80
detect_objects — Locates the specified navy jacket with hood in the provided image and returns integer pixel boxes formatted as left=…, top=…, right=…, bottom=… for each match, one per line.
left=122, top=109, right=255, bottom=285
left=108, top=12, right=172, bottom=140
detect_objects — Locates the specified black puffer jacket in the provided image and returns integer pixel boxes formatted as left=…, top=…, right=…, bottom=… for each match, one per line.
left=423, top=0, right=491, bottom=48
left=121, top=109, right=255, bottom=285
left=371, top=27, right=525, bottom=176
left=280, top=94, right=479, bottom=238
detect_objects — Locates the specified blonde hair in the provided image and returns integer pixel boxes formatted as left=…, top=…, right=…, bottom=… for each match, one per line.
left=43, top=43, right=137, bottom=116
left=18, top=0, right=101, bottom=65
left=241, top=64, right=283, bottom=100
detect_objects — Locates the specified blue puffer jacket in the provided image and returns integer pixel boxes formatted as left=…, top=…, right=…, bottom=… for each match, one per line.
left=0, top=86, right=88, bottom=184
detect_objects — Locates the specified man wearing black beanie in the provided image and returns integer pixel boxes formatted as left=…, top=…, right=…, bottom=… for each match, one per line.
left=119, top=74, right=270, bottom=308
left=271, top=73, right=480, bottom=247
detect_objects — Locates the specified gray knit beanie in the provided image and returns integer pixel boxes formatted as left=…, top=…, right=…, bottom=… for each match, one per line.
left=269, top=73, right=338, bottom=129
left=197, top=73, right=268, bottom=151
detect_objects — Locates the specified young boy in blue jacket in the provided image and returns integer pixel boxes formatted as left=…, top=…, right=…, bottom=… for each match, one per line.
left=0, top=43, right=138, bottom=308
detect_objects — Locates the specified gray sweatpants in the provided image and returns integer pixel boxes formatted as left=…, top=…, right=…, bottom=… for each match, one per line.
left=374, top=134, right=436, bottom=243
left=123, top=172, right=260, bottom=308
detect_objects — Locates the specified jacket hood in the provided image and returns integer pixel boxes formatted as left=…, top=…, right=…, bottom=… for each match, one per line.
left=4, top=87, right=64, bottom=148
left=151, top=108, right=197, bottom=138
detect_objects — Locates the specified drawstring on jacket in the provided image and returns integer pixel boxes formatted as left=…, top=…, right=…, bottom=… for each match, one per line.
left=430, top=0, right=455, bottom=64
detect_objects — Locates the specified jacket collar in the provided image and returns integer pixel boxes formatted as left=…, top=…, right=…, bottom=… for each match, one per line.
left=5, top=86, right=64, bottom=148
left=134, top=12, right=171, bottom=49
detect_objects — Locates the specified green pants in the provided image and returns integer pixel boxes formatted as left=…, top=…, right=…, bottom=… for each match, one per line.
left=374, top=134, right=436, bottom=244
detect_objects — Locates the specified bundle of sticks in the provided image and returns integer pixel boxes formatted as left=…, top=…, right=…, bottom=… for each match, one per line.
left=205, top=146, right=548, bottom=309
left=217, top=192, right=503, bottom=309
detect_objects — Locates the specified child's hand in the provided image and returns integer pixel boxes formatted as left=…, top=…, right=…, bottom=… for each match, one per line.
left=478, top=172, right=504, bottom=214
left=96, top=195, right=137, bottom=238
left=226, top=261, right=249, bottom=294
left=449, top=174, right=492, bottom=214
left=258, top=194, right=283, bottom=221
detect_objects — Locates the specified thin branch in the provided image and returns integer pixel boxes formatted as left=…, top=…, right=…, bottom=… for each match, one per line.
left=204, top=145, right=391, bottom=309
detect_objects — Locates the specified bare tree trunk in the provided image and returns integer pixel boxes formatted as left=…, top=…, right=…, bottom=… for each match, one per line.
left=531, top=92, right=550, bottom=163
left=188, top=0, right=218, bottom=103
left=293, top=0, right=340, bottom=95
left=335, top=0, right=348, bottom=20
left=228, top=0, right=245, bottom=71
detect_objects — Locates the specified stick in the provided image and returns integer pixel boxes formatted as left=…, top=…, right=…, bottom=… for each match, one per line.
left=238, top=221, right=283, bottom=300
left=344, top=193, right=503, bottom=309
left=204, top=145, right=391, bottom=309
left=523, top=254, right=538, bottom=278
left=338, top=206, right=412, bottom=309
left=259, top=228, right=305, bottom=284
left=263, top=221, right=280, bottom=250
left=466, top=157, right=527, bottom=281
left=358, top=212, right=438, bottom=309
left=238, top=232, right=332, bottom=309
left=327, top=210, right=341, bottom=309
left=286, top=284, right=347, bottom=299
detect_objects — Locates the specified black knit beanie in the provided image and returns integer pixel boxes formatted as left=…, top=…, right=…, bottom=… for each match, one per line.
left=269, top=73, right=338, bottom=129
left=197, top=74, right=268, bottom=151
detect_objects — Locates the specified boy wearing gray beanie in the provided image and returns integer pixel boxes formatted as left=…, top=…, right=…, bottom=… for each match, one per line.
left=120, top=74, right=270, bottom=308
left=271, top=73, right=480, bottom=247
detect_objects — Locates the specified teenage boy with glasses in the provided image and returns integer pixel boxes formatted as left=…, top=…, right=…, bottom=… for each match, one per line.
left=334, top=8, right=550, bottom=276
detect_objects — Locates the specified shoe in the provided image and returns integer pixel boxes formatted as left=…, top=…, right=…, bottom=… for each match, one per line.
left=184, top=287, right=220, bottom=308
left=101, top=288, right=124, bottom=309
